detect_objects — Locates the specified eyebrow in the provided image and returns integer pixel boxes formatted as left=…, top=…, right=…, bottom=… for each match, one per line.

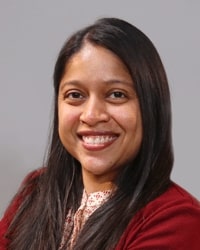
left=59, top=79, right=134, bottom=91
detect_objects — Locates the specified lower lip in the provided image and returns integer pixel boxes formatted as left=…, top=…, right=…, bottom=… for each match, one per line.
left=81, top=138, right=117, bottom=151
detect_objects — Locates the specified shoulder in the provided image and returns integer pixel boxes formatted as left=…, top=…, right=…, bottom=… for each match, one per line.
left=22, top=167, right=45, bottom=183
left=116, top=182, right=200, bottom=250
left=0, top=168, right=45, bottom=248
left=143, top=182, right=200, bottom=219
left=1, top=168, right=45, bottom=221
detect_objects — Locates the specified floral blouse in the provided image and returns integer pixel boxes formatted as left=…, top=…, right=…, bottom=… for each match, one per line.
left=59, top=189, right=112, bottom=249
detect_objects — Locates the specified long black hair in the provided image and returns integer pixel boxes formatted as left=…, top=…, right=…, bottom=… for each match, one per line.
left=7, top=17, right=173, bottom=250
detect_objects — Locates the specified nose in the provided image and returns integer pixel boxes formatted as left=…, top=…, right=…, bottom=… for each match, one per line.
left=80, top=96, right=110, bottom=126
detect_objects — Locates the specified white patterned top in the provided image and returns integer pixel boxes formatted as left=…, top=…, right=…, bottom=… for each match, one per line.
left=59, top=189, right=112, bottom=249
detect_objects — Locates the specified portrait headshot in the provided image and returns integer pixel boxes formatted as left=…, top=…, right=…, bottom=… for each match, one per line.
left=0, top=1, right=200, bottom=249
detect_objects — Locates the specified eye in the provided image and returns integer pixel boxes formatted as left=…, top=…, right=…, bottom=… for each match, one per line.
left=63, top=90, right=85, bottom=105
left=109, top=91, right=126, bottom=99
left=107, top=90, right=128, bottom=104
left=66, top=91, right=84, bottom=99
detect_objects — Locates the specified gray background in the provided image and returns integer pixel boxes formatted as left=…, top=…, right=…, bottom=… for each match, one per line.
left=0, top=0, right=199, bottom=217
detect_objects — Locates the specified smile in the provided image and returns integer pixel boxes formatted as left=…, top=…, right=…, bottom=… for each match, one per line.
left=82, top=135, right=117, bottom=145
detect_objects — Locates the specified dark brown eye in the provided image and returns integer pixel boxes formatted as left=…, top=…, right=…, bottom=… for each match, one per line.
left=65, top=91, right=84, bottom=99
left=109, top=91, right=126, bottom=98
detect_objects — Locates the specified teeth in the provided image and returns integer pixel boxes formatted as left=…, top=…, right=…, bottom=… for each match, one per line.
left=82, top=136, right=116, bottom=145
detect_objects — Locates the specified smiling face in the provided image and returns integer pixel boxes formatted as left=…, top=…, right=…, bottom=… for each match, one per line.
left=58, top=42, right=143, bottom=192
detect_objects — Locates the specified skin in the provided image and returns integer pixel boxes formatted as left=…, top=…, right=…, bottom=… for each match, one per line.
left=58, top=42, right=143, bottom=193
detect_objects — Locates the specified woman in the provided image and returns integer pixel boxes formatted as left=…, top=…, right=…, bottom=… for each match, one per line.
left=1, top=17, right=200, bottom=250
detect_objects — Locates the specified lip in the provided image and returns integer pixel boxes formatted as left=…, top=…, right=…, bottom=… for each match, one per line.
left=77, top=130, right=119, bottom=151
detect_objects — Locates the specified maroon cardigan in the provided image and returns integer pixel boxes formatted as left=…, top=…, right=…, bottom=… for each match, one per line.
left=1, top=171, right=200, bottom=249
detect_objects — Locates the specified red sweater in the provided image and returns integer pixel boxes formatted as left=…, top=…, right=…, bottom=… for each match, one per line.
left=0, top=171, right=200, bottom=249
left=116, top=183, right=200, bottom=249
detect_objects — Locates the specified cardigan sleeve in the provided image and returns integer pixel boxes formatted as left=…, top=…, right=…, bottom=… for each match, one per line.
left=0, top=169, right=43, bottom=249
left=116, top=184, right=200, bottom=250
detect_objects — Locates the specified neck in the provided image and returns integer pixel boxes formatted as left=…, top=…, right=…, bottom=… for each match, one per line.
left=82, top=171, right=116, bottom=194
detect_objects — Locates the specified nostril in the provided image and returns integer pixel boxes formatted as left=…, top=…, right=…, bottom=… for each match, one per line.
left=79, top=109, right=110, bottom=126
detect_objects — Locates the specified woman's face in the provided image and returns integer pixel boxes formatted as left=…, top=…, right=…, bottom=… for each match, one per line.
left=58, top=42, right=142, bottom=190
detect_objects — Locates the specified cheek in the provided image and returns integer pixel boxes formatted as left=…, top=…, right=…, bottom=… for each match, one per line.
left=121, top=107, right=143, bottom=143
left=117, top=107, right=141, bottom=128
left=58, top=105, right=80, bottom=134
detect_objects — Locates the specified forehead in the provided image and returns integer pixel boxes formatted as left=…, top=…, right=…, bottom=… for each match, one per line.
left=62, top=42, right=132, bottom=82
